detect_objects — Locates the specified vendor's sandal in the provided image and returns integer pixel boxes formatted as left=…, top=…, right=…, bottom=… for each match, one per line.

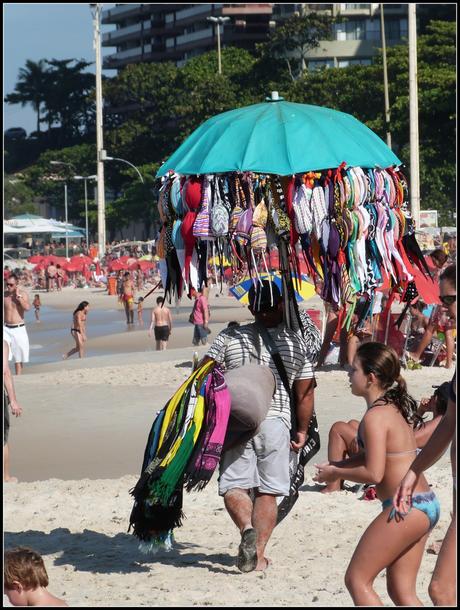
left=237, top=528, right=257, bottom=573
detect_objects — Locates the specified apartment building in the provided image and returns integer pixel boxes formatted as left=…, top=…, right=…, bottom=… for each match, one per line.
left=101, top=4, right=450, bottom=71
left=101, top=4, right=274, bottom=70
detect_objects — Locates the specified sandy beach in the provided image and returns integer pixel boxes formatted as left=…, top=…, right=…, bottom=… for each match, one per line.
left=4, top=287, right=455, bottom=606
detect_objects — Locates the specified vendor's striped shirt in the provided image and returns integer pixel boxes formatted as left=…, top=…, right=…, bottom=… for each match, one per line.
left=206, top=322, right=315, bottom=428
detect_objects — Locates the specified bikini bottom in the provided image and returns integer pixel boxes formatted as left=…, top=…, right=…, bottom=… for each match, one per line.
left=382, top=490, right=440, bottom=531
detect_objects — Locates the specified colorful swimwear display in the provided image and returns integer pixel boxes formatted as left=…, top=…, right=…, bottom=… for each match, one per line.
left=156, top=167, right=435, bottom=332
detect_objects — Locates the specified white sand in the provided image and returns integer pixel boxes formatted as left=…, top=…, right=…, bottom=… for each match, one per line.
left=4, top=287, right=455, bottom=606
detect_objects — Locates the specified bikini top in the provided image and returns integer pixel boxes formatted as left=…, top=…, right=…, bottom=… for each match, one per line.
left=356, top=417, right=418, bottom=456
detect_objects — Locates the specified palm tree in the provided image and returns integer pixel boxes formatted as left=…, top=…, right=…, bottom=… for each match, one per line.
left=4, top=59, right=50, bottom=133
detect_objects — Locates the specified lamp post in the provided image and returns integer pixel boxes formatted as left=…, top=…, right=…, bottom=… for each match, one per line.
left=73, top=175, right=98, bottom=247
left=207, top=16, right=230, bottom=74
left=101, top=152, right=144, bottom=183
left=380, top=4, right=392, bottom=149
left=50, top=160, right=77, bottom=259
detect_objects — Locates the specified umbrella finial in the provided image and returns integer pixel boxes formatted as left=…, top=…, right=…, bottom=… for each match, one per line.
left=266, top=91, right=284, bottom=102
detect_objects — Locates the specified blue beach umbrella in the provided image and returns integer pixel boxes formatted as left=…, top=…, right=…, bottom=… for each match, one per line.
left=157, top=93, right=401, bottom=177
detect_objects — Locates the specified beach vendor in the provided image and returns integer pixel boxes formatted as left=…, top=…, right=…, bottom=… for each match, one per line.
left=203, top=279, right=316, bottom=573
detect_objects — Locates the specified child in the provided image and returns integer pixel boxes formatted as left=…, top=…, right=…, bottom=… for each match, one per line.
left=136, top=296, right=144, bottom=325
left=4, top=547, right=68, bottom=606
left=32, top=295, right=41, bottom=323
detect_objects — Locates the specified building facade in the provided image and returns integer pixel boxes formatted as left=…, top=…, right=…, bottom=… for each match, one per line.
left=101, top=4, right=431, bottom=71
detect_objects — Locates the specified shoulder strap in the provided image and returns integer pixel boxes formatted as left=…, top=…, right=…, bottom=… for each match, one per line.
left=255, top=323, right=290, bottom=392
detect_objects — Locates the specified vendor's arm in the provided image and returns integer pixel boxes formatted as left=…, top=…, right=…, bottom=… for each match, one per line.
left=291, top=377, right=315, bottom=452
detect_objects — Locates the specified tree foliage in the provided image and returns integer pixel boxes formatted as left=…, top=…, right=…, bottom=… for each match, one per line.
left=7, top=18, right=456, bottom=233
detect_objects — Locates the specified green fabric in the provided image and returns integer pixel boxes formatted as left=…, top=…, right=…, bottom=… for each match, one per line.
left=157, top=100, right=401, bottom=177
left=149, top=423, right=197, bottom=505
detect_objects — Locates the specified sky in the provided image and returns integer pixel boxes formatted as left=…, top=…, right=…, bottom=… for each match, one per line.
left=4, top=3, right=116, bottom=134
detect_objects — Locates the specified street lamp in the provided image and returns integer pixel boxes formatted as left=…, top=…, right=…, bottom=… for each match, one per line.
left=207, top=16, right=230, bottom=75
left=100, top=151, right=144, bottom=183
left=73, top=175, right=98, bottom=247
left=50, top=160, right=77, bottom=259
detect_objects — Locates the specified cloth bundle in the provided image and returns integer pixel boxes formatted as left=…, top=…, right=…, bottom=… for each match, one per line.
left=128, top=360, right=231, bottom=546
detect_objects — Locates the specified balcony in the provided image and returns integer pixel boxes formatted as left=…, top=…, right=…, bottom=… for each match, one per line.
left=176, top=27, right=214, bottom=47
left=102, top=4, right=142, bottom=24
left=175, top=3, right=220, bottom=21
left=102, top=22, right=142, bottom=44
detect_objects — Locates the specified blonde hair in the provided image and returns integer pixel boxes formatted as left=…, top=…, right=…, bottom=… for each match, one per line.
left=4, top=547, right=49, bottom=589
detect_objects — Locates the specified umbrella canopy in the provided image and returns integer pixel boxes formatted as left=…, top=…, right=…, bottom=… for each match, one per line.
left=229, top=273, right=316, bottom=304
left=157, top=96, right=401, bottom=177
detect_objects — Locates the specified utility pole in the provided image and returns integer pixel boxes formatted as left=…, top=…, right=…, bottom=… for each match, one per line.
left=380, top=4, right=392, bottom=149
left=91, top=4, right=106, bottom=259
left=408, top=4, right=420, bottom=228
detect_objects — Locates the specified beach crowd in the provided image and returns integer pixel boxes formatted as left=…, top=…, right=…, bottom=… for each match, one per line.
left=3, top=234, right=457, bottom=607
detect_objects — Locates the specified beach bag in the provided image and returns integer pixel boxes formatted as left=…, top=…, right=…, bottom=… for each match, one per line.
left=210, top=177, right=230, bottom=237
left=193, top=177, right=213, bottom=240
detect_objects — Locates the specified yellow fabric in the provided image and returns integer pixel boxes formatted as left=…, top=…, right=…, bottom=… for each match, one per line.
left=157, top=360, right=214, bottom=449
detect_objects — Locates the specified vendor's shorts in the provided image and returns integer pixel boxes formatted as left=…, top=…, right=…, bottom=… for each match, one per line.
left=154, top=325, right=170, bottom=341
left=3, top=325, right=29, bottom=363
left=218, top=418, right=290, bottom=497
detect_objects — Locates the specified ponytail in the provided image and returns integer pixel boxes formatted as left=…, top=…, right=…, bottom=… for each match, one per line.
left=375, top=375, right=423, bottom=428
left=357, top=342, right=423, bottom=428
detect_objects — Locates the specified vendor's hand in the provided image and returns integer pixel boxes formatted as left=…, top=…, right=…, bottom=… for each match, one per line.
left=393, top=469, right=418, bottom=515
left=313, top=461, right=338, bottom=484
left=10, top=400, right=22, bottom=417
left=290, top=431, right=307, bottom=453
left=418, top=397, right=431, bottom=414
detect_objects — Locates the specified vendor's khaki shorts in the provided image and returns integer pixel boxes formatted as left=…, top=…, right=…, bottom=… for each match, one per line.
left=218, top=418, right=290, bottom=497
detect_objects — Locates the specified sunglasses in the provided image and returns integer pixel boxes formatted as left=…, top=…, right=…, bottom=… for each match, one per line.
left=439, top=294, right=456, bottom=306
left=6, top=283, right=16, bottom=287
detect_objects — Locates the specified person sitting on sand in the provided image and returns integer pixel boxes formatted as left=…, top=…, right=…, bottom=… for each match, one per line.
left=314, top=342, right=439, bottom=606
left=320, top=381, right=450, bottom=493
left=4, top=547, right=67, bottom=606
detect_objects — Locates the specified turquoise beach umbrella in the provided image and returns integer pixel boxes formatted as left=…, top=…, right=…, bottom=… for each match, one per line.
left=157, top=93, right=401, bottom=177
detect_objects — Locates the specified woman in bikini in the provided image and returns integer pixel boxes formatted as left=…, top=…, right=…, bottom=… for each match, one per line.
left=314, top=341, right=440, bottom=606
left=63, top=301, right=89, bottom=360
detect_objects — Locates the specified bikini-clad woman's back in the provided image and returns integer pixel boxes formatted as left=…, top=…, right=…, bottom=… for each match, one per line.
left=359, top=402, right=430, bottom=501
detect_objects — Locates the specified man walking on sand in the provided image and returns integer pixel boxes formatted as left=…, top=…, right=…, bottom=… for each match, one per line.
left=3, top=340, right=23, bottom=482
left=149, top=296, right=173, bottom=350
left=203, top=279, right=316, bottom=573
left=4, top=273, right=31, bottom=375
left=122, top=271, right=135, bottom=325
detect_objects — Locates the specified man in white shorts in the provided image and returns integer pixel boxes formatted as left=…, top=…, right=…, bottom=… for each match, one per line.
left=203, top=279, right=316, bottom=573
left=4, top=273, right=30, bottom=375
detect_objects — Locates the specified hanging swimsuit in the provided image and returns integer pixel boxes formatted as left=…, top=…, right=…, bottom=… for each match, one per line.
left=357, top=421, right=441, bottom=531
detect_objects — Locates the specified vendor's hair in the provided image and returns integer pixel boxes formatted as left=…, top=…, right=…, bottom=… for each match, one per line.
left=356, top=342, right=422, bottom=428
left=73, top=301, right=89, bottom=315
left=4, top=547, right=49, bottom=589
left=440, top=264, right=456, bottom=289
